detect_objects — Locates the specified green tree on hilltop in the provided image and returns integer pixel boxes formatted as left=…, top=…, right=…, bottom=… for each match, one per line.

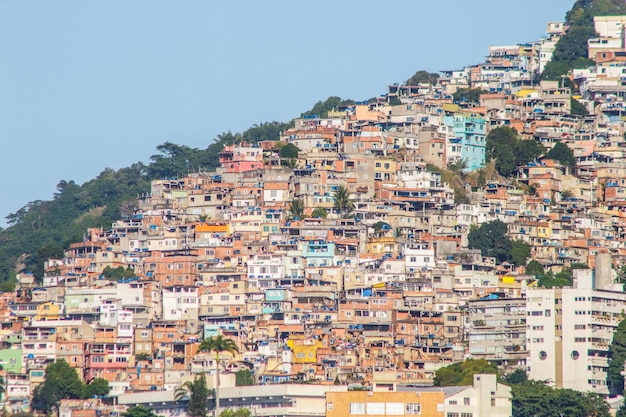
left=406, top=70, right=439, bottom=85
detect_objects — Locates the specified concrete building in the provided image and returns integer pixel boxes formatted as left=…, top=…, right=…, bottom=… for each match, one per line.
left=526, top=269, right=626, bottom=394
left=467, top=296, right=527, bottom=369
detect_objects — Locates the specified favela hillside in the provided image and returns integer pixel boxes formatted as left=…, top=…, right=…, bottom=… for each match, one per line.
left=6, top=1, right=626, bottom=417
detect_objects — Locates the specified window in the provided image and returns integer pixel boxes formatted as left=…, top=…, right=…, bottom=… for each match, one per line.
left=539, top=351, right=547, bottom=360
left=327, top=403, right=333, bottom=411
left=464, top=397, right=470, bottom=406
left=350, top=403, right=365, bottom=414
left=572, top=350, right=580, bottom=360
left=366, top=403, right=385, bottom=415
left=405, top=403, right=422, bottom=415
left=386, top=403, right=404, bottom=415
left=461, top=414, right=473, bottom=417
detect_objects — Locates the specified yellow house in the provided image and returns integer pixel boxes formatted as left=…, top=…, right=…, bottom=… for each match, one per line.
left=35, top=302, right=62, bottom=320
left=537, top=224, right=552, bottom=239
left=326, top=390, right=444, bottom=417
left=287, top=336, right=323, bottom=364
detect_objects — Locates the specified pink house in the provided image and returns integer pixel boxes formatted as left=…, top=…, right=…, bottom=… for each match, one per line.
left=219, top=143, right=265, bottom=173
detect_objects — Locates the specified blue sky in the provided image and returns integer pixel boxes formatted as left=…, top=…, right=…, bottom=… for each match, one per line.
left=0, top=1, right=571, bottom=227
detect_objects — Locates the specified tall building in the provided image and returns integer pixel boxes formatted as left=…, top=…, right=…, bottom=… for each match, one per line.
left=526, top=267, right=625, bottom=394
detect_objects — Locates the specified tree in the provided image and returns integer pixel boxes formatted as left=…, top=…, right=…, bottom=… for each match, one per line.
left=235, top=369, right=254, bottom=387
left=511, top=379, right=610, bottom=417
left=571, top=98, right=589, bottom=116
left=486, top=127, right=520, bottom=177
left=373, top=221, right=391, bottom=236
left=609, top=318, right=626, bottom=395
left=83, top=378, right=109, bottom=398
left=502, top=368, right=528, bottom=385
left=198, top=336, right=240, bottom=417
left=302, top=96, right=354, bottom=118
left=448, top=159, right=468, bottom=175
left=175, top=375, right=209, bottom=417
left=288, top=199, right=304, bottom=220
left=220, top=409, right=251, bottom=417
left=545, top=142, right=576, bottom=170
left=122, top=406, right=161, bottom=417
left=509, top=240, right=531, bottom=266
left=433, top=359, right=497, bottom=386
left=333, top=186, right=354, bottom=216
left=467, top=220, right=512, bottom=264
left=486, top=127, right=544, bottom=177
left=525, top=260, right=545, bottom=276
left=406, top=70, right=439, bottom=86
left=279, top=143, right=300, bottom=159
left=453, top=88, right=486, bottom=104
left=537, top=268, right=572, bottom=288
left=31, top=360, right=86, bottom=414
left=311, top=207, right=327, bottom=219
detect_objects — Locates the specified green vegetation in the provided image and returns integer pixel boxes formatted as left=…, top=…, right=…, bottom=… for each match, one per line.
left=511, top=379, right=609, bottom=417
left=122, top=406, right=161, bottom=417
left=31, top=360, right=110, bottom=414
left=279, top=143, right=300, bottom=159
left=525, top=260, right=545, bottom=276
left=220, top=409, right=251, bottom=417
left=235, top=369, right=254, bottom=387
left=175, top=375, right=210, bottom=417
left=101, top=266, right=136, bottom=280
left=509, top=240, right=531, bottom=267
left=468, top=220, right=529, bottom=265
left=608, top=318, right=626, bottom=395
left=435, top=364, right=610, bottom=417
left=453, top=88, right=487, bottom=104
left=288, top=199, right=304, bottom=220
left=486, top=127, right=545, bottom=177
left=545, top=142, right=577, bottom=170
left=537, top=268, right=573, bottom=288
left=571, top=98, right=589, bottom=116
left=302, top=96, right=355, bottom=118
left=406, top=70, right=439, bottom=85
left=311, top=207, right=327, bottom=219
left=433, top=359, right=497, bottom=386
left=198, top=336, right=239, bottom=417
left=542, top=0, right=626, bottom=81
left=0, top=120, right=292, bottom=285
left=333, top=185, right=354, bottom=217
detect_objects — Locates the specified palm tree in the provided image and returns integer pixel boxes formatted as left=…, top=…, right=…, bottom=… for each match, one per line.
left=175, top=375, right=210, bottom=417
left=449, top=158, right=468, bottom=175
left=288, top=198, right=304, bottom=220
left=333, top=186, right=354, bottom=217
left=198, top=336, right=240, bottom=417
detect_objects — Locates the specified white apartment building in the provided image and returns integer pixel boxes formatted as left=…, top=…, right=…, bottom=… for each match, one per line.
left=526, top=271, right=626, bottom=394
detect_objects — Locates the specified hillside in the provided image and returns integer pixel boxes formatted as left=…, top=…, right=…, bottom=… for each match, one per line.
left=0, top=125, right=287, bottom=284
left=1, top=0, right=624, bottom=286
